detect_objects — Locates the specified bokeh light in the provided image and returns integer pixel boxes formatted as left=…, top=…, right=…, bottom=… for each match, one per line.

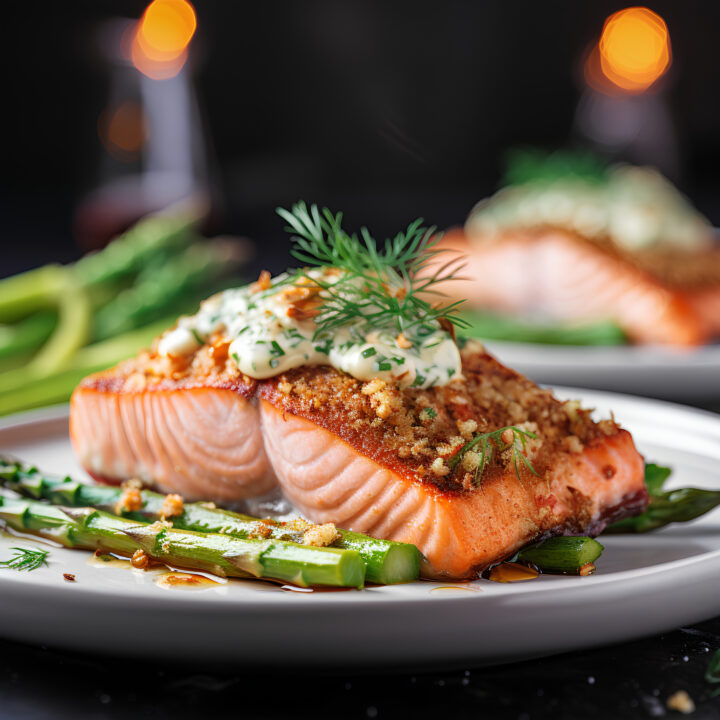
left=98, top=101, right=147, bottom=160
left=598, top=7, right=671, bottom=93
left=132, top=0, right=197, bottom=80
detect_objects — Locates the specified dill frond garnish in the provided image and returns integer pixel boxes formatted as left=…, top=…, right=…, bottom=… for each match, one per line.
left=0, top=546, right=50, bottom=571
left=447, top=426, right=539, bottom=484
left=276, top=202, right=469, bottom=340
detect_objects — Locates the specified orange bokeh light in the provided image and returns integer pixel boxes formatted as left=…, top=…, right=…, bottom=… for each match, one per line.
left=598, top=7, right=671, bottom=93
left=98, top=101, right=147, bottom=159
left=132, top=0, right=197, bottom=80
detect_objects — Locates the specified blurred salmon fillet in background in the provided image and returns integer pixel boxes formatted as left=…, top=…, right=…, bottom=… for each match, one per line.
left=429, top=227, right=720, bottom=346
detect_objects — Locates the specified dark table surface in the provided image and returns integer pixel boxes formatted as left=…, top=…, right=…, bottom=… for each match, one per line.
left=0, top=617, right=718, bottom=720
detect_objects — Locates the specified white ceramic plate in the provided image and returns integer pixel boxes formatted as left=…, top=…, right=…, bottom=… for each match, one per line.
left=0, top=392, right=719, bottom=667
left=483, top=341, right=720, bottom=400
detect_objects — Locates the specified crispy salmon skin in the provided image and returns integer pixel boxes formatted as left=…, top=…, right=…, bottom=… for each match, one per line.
left=70, top=340, right=647, bottom=579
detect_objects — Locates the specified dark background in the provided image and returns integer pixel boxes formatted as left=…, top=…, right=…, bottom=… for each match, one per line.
left=3, top=1, right=720, bottom=276
left=1, top=4, right=720, bottom=718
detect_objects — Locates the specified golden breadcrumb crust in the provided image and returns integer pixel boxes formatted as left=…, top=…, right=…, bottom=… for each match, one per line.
left=79, top=339, right=617, bottom=492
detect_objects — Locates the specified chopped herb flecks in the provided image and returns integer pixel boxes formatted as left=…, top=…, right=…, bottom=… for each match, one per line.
left=269, top=341, right=286, bottom=357
left=314, top=339, right=332, bottom=355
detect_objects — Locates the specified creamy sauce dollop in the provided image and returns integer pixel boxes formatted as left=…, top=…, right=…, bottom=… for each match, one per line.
left=158, top=268, right=462, bottom=389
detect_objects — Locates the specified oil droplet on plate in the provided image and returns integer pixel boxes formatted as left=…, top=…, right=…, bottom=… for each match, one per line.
left=86, top=552, right=133, bottom=570
left=488, top=562, right=539, bottom=583
left=430, top=585, right=482, bottom=594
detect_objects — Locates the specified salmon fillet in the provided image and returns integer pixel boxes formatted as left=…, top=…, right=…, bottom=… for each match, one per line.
left=261, top=401, right=642, bottom=578
left=70, top=354, right=276, bottom=503
left=431, top=228, right=715, bottom=346
left=70, top=342, right=647, bottom=579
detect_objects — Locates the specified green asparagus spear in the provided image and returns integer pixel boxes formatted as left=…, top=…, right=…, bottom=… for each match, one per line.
left=607, top=463, right=720, bottom=533
left=92, top=241, right=242, bottom=341
left=0, top=266, right=69, bottom=324
left=26, top=282, right=91, bottom=375
left=607, top=488, right=720, bottom=533
left=0, top=496, right=365, bottom=588
left=0, top=207, right=255, bottom=416
left=0, top=212, right=196, bottom=327
left=643, top=463, right=672, bottom=495
left=72, top=211, right=199, bottom=289
left=0, top=312, right=56, bottom=364
left=516, top=537, right=604, bottom=574
left=0, top=319, right=173, bottom=417
left=0, top=282, right=92, bottom=396
left=0, top=460, right=421, bottom=584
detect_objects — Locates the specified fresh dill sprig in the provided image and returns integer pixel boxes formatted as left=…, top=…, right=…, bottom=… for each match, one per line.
left=447, top=426, right=539, bottom=483
left=0, top=546, right=50, bottom=572
left=276, top=202, right=469, bottom=339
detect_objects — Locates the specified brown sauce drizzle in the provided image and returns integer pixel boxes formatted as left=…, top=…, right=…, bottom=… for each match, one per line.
left=488, top=562, right=540, bottom=583
left=154, top=572, right=222, bottom=590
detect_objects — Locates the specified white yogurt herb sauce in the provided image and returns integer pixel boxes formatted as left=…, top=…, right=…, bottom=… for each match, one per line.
left=158, top=269, right=462, bottom=389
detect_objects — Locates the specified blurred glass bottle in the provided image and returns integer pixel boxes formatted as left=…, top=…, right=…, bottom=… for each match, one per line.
left=75, top=0, right=213, bottom=249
